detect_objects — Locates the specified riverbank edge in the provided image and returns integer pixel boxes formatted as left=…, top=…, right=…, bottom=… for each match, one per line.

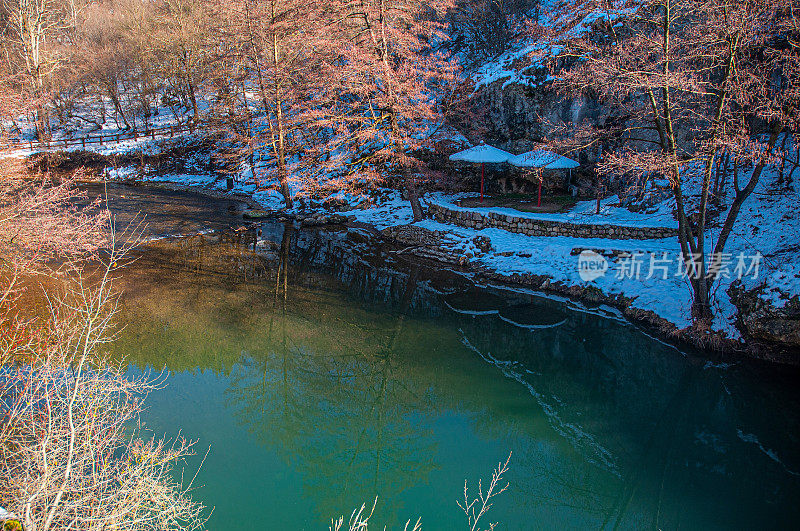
left=86, top=177, right=798, bottom=366
left=377, top=224, right=800, bottom=366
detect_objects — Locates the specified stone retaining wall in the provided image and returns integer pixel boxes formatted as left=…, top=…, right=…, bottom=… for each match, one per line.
left=427, top=202, right=677, bottom=240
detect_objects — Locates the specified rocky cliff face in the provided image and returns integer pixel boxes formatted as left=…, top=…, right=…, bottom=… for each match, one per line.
left=730, top=285, right=800, bottom=363
left=472, top=77, right=602, bottom=155
left=465, top=74, right=675, bottom=196
left=459, top=76, right=605, bottom=195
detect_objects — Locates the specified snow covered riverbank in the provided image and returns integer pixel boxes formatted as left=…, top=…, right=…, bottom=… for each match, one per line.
left=85, top=160, right=799, bottom=361
left=11, top=132, right=797, bottom=361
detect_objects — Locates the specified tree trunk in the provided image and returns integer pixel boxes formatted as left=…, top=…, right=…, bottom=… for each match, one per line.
left=778, top=133, right=789, bottom=184
left=272, top=22, right=294, bottom=210
left=35, top=103, right=50, bottom=143
left=595, top=175, right=601, bottom=214
left=405, top=169, right=424, bottom=221
left=788, top=146, right=800, bottom=185
left=99, top=95, right=107, bottom=125
left=275, top=131, right=294, bottom=209
left=690, top=277, right=713, bottom=323
left=393, top=132, right=423, bottom=222
left=106, top=82, right=130, bottom=130
left=186, top=71, right=199, bottom=123
left=374, top=0, right=424, bottom=222
left=711, top=129, right=780, bottom=259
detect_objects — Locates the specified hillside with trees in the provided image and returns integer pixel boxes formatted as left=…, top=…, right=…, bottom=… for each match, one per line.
left=2, top=0, right=800, bottom=528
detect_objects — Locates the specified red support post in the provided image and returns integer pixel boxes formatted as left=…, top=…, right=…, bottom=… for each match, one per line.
left=537, top=178, right=542, bottom=207
left=480, top=163, right=485, bottom=204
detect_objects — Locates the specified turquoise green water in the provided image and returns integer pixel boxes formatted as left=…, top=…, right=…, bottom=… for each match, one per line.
left=104, top=187, right=800, bottom=530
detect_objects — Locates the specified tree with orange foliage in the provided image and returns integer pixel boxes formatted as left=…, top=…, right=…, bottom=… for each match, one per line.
left=309, top=0, right=462, bottom=220
left=207, top=0, right=334, bottom=208
left=543, top=0, right=800, bottom=323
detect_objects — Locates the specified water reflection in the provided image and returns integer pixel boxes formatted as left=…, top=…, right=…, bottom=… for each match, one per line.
left=111, top=222, right=800, bottom=530
left=221, top=228, right=437, bottom=523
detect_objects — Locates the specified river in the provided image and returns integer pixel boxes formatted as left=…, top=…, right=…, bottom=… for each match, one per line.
left=94, top=184, right=800, bottom=530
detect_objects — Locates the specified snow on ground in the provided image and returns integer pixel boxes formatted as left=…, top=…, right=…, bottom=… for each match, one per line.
left=4, top=97, right=201, bottom=160
left=144, top=172, right=218, bottom=187
left=111, top=164, right=416, bottom=229
left=252, top=189, right=289, bottom=211
left=473, top=43, right=553, bottom=90
left=343, top=190, right=416, bottom=229
left=471, top=3, right=633, bottom=91
left=416, top=217, right=696, bottom=329
left=428, top=192, right=679, bottom=228
left=105, top=166, right=139, bottom=180
left=9, top=94, right=202, bottom=143
left=6, top=129, right=197, bottom=159
left=717, top=168, right=800, bottom=310
left=425, top=167, right=800, bottom=339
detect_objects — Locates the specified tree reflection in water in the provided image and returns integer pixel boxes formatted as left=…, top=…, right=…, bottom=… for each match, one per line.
left=110, top=222, right=800, bottom=530
left=222, top=227, right=437, bottom=523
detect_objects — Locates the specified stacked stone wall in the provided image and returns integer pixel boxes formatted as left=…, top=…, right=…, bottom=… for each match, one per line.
left=427, top=202, right=677, bottom=240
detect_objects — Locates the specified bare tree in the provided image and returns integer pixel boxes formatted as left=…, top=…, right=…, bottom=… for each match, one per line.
left=457, top=453, right=511, bottom=531
left=76, top=1, right=134, bottom=129
left=311, top=0, right=462, bottom=221
left=0, top=95, right=206, bottom=530
left=0, top=255, right=207, bottom=531
left=0, top=254, right=207, bottom=530
left=0, top=0, right=81, bottom=139
left=447, top=0, right=538, bottom=65
left=329, top=453, right=511, bottom=531
left=210, top=0, right=331, bottom=207
left=153, top=0, right=210, bottom=123
left=545, top=0, right=800, bottom=323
